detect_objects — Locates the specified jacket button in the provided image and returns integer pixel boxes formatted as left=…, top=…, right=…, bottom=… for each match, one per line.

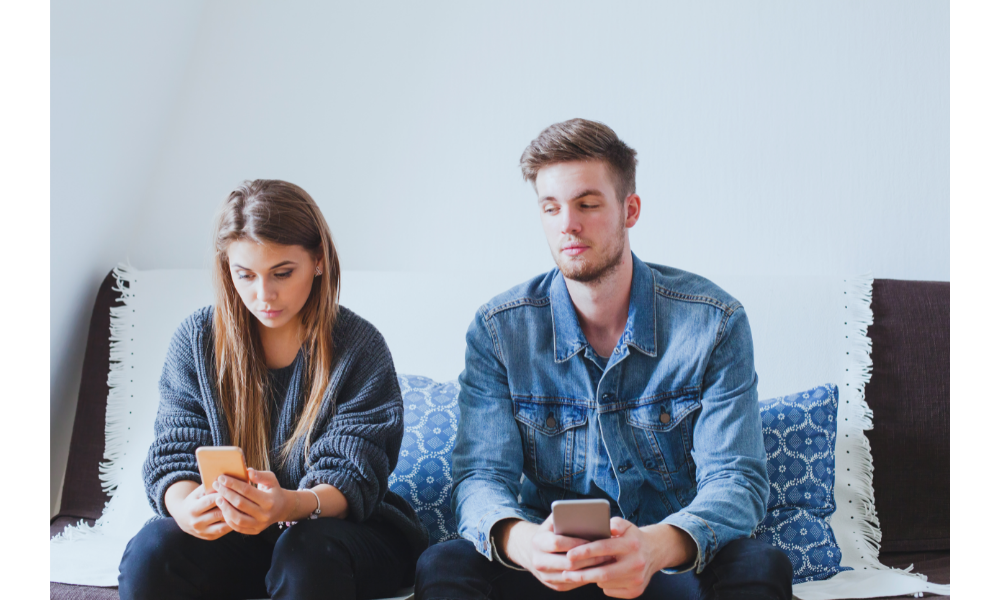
left=546, top=414, right=556, bottom=428
left=660, top=412, right=671, bottom=424
left=602, top=393, right=613, bottom=401
left=618, top=463, right=631, bottom=473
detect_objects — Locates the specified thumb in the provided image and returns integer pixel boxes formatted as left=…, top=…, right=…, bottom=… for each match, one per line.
left=248, top=468, right=278, bottom=488
left=610, top=516, right=632, bottom=537
left=540, top=513, right=555, bottom=531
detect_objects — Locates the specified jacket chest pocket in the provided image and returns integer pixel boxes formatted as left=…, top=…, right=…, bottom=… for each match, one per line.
left=514, top=401, right=588, bottom=485
left=626, top=393, right=701, bottom=479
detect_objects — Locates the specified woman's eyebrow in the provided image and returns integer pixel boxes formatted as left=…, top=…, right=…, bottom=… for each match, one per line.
left=230, top=261, right=297, bottom=270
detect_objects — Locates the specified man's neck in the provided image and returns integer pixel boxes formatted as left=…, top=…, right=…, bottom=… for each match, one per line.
left=565, top=251, right=633, bottom=358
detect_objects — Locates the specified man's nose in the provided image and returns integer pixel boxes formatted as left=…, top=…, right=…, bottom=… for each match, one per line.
left=560, top=207, right=583, bottom=235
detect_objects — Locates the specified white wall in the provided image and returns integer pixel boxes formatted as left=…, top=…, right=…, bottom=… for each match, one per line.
left=50, top=0, right=206, bottom=515
left=51, top=0, right=949, bottom=514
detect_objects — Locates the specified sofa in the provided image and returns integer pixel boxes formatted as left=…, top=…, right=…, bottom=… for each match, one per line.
left=50, top=272, right=949, bottom=599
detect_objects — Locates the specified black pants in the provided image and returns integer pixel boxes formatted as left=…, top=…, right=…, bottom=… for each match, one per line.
left=415, top=537, right=792, bottom=600
left=118, top=517, right=414, bottom=600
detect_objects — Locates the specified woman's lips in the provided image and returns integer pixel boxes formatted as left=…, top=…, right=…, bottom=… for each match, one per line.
left=260, top=309, right=283, bottom=319
left=562, top=245, right=588, bottom=256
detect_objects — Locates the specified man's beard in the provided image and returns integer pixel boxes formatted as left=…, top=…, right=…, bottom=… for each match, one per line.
left=554, top=224, right=628, bottom=285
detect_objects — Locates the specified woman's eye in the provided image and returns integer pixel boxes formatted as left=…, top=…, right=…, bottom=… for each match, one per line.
left=275, top=271, right=293, bottom=279
left=236, top=272, right=252, bottom=280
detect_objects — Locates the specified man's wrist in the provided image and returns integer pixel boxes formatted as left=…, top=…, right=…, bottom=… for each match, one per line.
left=643, top=522, right=697, bottom=570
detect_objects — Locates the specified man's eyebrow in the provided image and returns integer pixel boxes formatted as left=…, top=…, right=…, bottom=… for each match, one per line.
left=538, top=189, right=605, bottom=204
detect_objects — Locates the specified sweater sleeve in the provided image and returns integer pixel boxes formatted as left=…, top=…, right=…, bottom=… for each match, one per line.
left=298, top=323, right=403, bottom=523
left=142, top=314, right=214, bottom=517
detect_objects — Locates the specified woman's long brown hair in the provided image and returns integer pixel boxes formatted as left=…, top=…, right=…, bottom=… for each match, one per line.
left=212, top=179, right=341, bottom=471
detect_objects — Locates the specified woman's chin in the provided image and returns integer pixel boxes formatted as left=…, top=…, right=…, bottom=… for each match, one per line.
left=256, top=313, right=289, bottom=329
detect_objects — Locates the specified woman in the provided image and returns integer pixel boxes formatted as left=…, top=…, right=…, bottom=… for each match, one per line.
left=118, top=180, right=427, bottom=599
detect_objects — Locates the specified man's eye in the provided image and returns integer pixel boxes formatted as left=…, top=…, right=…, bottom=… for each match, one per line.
left=275, top=271, right=293, bottom=279
left=543, top=207, right=558, bottom=214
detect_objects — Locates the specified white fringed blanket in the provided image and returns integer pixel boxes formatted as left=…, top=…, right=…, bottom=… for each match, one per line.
left=50, top=266, right=948, bottom=599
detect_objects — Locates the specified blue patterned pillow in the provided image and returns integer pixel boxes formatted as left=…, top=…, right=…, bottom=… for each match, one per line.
left=755, top=384, right=850, bottom=584
left=389, top=374, right=461, bottom=545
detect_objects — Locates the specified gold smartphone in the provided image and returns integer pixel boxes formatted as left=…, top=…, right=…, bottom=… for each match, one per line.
left=196, top=446, right=249, bottom=490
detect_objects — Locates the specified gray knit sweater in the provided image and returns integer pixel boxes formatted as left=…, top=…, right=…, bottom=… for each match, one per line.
left=141, top=305, right=428, bottom=557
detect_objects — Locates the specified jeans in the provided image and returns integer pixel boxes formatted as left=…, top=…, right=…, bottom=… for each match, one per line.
left=415, top=537, right=792, bottom=600
left=118, top=517, right=414, bottom=600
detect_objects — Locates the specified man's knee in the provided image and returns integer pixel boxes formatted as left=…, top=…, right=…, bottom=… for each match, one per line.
left=417, top=538, right=479, bottom=572
left=415, top=539, right=492, bottom=596
left=712, top=538, right=793, bottom=600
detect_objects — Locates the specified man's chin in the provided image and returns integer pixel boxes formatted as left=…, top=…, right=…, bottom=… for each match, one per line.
left=558, top=260, right=608, bottom=284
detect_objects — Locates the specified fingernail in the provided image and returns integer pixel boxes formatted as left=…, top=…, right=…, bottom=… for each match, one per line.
left=219, top=476, right=227, bottom=484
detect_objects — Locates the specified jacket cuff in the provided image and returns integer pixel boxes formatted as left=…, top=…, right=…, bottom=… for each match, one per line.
left=658, top=512, right=719, bottom=574
left=466, top=508, right=541, bottom=561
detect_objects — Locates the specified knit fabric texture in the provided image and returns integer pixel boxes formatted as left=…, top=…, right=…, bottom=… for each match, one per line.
left=141, top=305, right=429, bottom=558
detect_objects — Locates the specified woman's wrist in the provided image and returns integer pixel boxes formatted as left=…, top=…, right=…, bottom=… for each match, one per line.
left=276, top=488, right=299, bottom=523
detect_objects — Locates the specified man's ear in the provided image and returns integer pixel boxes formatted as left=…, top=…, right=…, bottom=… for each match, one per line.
left=624, top=194, right=641, bottom=228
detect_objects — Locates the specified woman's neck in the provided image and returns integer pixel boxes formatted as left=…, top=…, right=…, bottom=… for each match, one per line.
left=258, top=319, right=303, bottom=369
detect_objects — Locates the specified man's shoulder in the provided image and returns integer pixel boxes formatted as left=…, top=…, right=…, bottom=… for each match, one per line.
left=644, top=262, right=742, bottom=314
left=477, top=268, right=559, bottom=321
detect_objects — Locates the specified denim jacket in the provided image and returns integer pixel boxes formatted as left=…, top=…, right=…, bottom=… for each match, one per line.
left=451, top=254, right=768, bottom=574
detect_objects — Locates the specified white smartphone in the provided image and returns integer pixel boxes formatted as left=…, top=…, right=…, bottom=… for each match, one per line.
left=551, top=499, right=611, bottom=541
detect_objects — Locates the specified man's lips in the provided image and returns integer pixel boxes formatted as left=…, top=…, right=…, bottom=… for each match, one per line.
left=561, top=245, right=589, bottom=256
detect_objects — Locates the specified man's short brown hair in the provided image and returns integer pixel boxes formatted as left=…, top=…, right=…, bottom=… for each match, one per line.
left=519, top=118, right=638, bottom=203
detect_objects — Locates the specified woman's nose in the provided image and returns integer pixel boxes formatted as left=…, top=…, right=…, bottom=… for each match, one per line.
left=258, top=278, right=278, bottom=302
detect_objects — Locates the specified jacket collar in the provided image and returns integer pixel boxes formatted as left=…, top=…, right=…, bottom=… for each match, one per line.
left=551, top=252, right=657, bottom=363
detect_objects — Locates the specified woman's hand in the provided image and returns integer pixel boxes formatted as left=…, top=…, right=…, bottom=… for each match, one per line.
left=164, top=480, right=232, bottom=541
left=212, top=468, right=295, bottom=535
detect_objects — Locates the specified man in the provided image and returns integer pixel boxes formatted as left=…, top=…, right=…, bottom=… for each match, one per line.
left=416, top=119, right=792, bottom=600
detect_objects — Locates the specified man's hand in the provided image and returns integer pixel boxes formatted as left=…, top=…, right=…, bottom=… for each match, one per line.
left=500, top=515, right=615, bottom=591
left=561, top=518, right=697, bottom=598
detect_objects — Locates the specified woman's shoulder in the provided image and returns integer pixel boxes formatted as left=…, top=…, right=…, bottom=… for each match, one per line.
left=175, top=305, right=215, bottom=336
left=333, top=305, right=391, bottom=359
left=164, top=306, right=215, bottom=355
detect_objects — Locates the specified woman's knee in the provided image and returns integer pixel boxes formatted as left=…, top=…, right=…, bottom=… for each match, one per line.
left=118, top=518, right=190, bottom=597
left=273, top=519, right=355, bottom=563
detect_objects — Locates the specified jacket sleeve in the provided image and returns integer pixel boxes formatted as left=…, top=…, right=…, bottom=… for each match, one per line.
left=298, top=326, right=403, bottom=523
left=659, top=305, right=769, bottom=574
left=142, top=315, right=214, bottom=517
left=451, top=309, right=539, bottom=560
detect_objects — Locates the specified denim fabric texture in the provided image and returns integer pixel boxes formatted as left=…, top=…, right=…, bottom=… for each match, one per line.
left=388, top=374, right=461, bottom=545
left=450, top=254, right=769, bottom=574
left=754, top=384, right=850, bottom=583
